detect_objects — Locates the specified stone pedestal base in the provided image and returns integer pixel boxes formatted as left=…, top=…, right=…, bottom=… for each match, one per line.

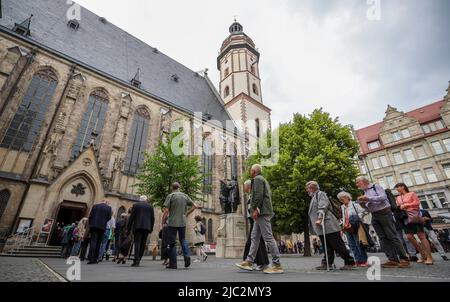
left=215, top=213, right=246, bottom=259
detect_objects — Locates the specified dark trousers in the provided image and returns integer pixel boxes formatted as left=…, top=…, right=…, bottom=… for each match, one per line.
left=168, top=226, right=190, bottom=267
left=372, top=211, right=408, bottom=261
left=243, top=219, right=269, bottom=266
left=133, top=229, right=149, bottom=263
left=79, top=239, right=90, bottom=260
left=319, top=231, right=355, bottom=266
left=88, top=228, right=105, bottom=262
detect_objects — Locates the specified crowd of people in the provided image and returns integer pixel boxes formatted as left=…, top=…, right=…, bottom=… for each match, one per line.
left=55, top=182, right=208, bottom=269
left=236, top=165, right=449, bottom=274
left=55, top=163, right=449, bottom=275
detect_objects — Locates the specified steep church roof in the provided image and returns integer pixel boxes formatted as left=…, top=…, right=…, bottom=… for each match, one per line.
left=0, top=0, right=233, bottom=126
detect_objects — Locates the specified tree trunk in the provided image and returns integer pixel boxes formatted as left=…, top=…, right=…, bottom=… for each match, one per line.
left=303, top=211, right=311, bottom=257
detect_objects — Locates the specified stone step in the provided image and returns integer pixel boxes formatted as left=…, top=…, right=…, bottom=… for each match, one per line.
left=15, top=249, right=61, bottom=255
left=22, top=245, right=61, bottom=251
left=0, top=253, right=61, bottom=258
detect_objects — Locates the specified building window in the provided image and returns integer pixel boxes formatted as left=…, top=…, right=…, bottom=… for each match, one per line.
left=207, top=218, right=213, bottom=243
left=360, top=164, right=367, bottom=174
left=443, top=138, right=450, bottom=152
left=393, top=152, right=404, bottom=164
left=371, top=158, right=381, bottom=170
left=202, top=136, right=213, bottom=194
left=421, top=120, right=445, bottom=134
left=385, top=175, right=395, bottom=189
left=392, top=131, right=402, bottom=142
left=0, top=70, right=58, bottom=152
left=443, top=164, right=450, bottom=179
left=412, top=170, right=425, bottom=185
left=71, top=90, right=109, bottom=159
left=255, top=118, right=261, bottom=138
left=424, top=167, right=438, bottom=183
left=367, top=140, right=381, bottom=150
left=251, top=65, right=256, bottom=74
left=415, top=145, right=427, bottom=159
left=252, top=83, right=259, bottom=96
left=0, top=189, right=11, bottom=220
left=392, top=129, right=410, bottom=142
left=377, top=177, right=386, bottom=189
left=379, top=155, right=389, bottom=167
left=419, top=195, right=429, bottom=209
left=401, top=129, right=411, bottom=138
left=401, top=172, right=413, bottom=187
left=123, top=108, right=150, bottom=175
left=224, top=68, right=230, bottom=77
left=431, top=141, right=444, bottom=154
left=224, top=86, right=230, bottom=98
left=404, top=149, right=415, bottom=162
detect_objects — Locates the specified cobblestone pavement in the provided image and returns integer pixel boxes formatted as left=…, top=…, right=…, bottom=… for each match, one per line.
left=38, top=253, right=450, bottom=282
left=0, top=257, right=63, bottom=282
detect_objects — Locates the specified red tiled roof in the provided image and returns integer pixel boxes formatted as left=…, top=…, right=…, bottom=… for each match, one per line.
left=356, top=100, right=446, bottom=155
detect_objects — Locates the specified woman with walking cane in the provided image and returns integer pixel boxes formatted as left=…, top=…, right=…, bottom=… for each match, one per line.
left=306, top=181, right=355, bottom=271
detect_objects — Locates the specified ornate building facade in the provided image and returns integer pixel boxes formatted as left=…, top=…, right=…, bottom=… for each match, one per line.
left=355, top=83, right=450, bottom=230
left=0, top=0, right=272, bottom=250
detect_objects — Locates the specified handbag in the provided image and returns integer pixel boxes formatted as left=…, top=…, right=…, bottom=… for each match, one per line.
left=407, top=208, right=425, bottom=225
left=401, top=196, right=424, bottom=225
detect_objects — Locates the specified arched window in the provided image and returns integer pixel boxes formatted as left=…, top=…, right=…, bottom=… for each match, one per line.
left=124, top=107, right=150, bottom=175
left=0, top=189, right=11, bottom=220
left=202, top=136, right=213, bottom=194
left=252, top=83, right=259, bottom=96
left=251, top=65, right=255, bottom=74
left=71, top=90, right=109, bottom=158
left=207, top=218, right=213, bottom=243
left=230, top=144, right=238, bottom=181
left=255, top=118, right=261, bottom=138
left=224, top=86, right=230, bottom=98
left=116, top=206, right=126, bottom=220
left=1, top=70, right=58, bottom=151
left=224, top=68, right=230, bottom=77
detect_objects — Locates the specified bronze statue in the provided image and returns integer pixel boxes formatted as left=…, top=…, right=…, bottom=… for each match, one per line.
left=219, top=178, right=240, bottom=214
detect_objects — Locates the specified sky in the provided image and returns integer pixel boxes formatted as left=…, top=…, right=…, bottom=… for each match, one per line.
left=75, top=0, right=450, bottom=130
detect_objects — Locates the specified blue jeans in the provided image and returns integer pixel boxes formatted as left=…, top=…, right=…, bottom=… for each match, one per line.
left=168, top=226, right=190, bottom=267
left=97, top=229, right=110, bottom=261
left=71, top=240, right=82, bottom=256
left=345, top=231, right=368, bottom=263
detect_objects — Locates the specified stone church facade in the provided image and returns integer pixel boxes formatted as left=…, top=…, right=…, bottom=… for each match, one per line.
left=0, top=1, right=273, bottom=250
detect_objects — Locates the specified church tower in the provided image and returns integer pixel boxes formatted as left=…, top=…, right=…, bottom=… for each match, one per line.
left=217, top=20, right=271, bottom=153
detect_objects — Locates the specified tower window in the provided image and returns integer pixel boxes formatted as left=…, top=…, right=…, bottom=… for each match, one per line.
left=255, top=118, right=261, bottom=138
left=224, top=86, right=230, bottom=98
left=252, top=83, right=259, bottom=96
left=67, top=19, right=80, bottom=30
left=224, top=68, right=230, bottom=77
left=251, top=66, right=255, bottom=74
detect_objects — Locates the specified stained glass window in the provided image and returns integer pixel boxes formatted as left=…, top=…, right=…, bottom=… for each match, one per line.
left=123, top=107, right=150, bottom=175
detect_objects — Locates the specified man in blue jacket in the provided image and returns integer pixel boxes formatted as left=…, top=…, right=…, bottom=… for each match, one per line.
left=87, top=200, right=112, bottom=264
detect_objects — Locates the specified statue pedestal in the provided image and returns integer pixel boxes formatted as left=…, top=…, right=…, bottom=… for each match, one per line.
left=215, top=213, right=246, bottom=259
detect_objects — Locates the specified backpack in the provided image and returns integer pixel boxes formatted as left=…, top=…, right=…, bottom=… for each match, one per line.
left=326, top=194, right=343, bottom=220
left=372, top=185, right=408, bottom=220
left=199, top=223, right=206, bottom=235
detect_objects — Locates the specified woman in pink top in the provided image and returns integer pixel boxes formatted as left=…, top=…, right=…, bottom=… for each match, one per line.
left=395, top=183, right=433, bottom=265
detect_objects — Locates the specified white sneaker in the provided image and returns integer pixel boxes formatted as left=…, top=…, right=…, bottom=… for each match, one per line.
left=254, top=265, right=264, bottom=271
left=193, top=259, right=201, bottom=263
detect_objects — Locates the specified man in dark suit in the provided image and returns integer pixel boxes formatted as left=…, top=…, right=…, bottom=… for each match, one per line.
left=87, top=200, right=112, bottom=264
left=128, top=195, right=155, bottom=267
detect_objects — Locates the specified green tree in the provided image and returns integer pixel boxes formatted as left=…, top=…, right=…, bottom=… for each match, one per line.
left=245, top=109, right=360, bottom=256
left=134, top=130, right=205, bottom=208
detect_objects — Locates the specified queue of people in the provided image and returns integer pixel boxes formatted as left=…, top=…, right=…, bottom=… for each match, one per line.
left=236, top=166, right=448, bottom=274
left=54, top=167, right=449, bottom=274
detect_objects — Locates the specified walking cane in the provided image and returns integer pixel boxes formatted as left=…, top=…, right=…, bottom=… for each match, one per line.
left=321, top=218, right=330, bottom=272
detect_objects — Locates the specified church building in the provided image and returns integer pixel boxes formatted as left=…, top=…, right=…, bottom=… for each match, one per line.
left=0, top=0, right=271, bottom=251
